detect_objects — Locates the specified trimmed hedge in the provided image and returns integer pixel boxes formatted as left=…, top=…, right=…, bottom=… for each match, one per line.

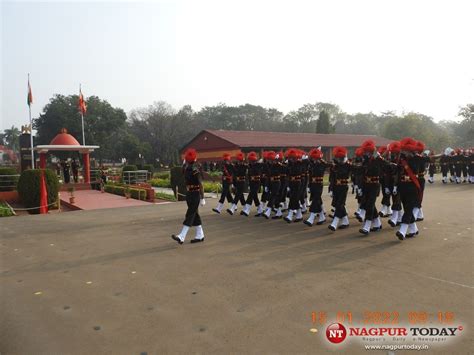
left=143, top=164, right=154, bottom=173
left=0, top=167, right=19, bottom=192
left=104, top=185, right=147, bottom=200
left=149, top=178, right=171, bottom=188
left=203, top=181, right=220, bottom=193
left=122, top=165, right=138, bottom=172
left=153, top=171, right=170, bottom=179
left=17, top=169, right=59, bottom=214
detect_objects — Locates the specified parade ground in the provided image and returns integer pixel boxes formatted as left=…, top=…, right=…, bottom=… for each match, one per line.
left=1, top=182, right=473, bottom=354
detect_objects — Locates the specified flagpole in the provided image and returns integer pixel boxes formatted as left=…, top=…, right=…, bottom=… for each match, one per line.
left=80, top=84, right=85, bottom=145
left=28, top=73, right=35, bottom=169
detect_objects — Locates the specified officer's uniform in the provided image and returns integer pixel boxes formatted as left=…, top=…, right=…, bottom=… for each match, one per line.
left=241, top=154, right=263, bottom=216
left=284, top=152, right=304, bottom=223
left=227, top=159, right=248, bottom=215
left=328, top=147, right=351, bottom=231
left=263, top=155, right=282, bottom=219
left=304, top=156, right=329, bottom=226
left=213, top=157, right=234, bottom=213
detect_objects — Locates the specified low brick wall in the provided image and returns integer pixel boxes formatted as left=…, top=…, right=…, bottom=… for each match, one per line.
left=0, top=191, right=19, bottom=203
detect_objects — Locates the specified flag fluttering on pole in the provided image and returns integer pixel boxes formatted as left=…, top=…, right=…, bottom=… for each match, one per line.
left=39, top=170, right=48, bottom=214
left=78, top=86, right=87, bottom=115
left=27, top=75, right=33, bottom=106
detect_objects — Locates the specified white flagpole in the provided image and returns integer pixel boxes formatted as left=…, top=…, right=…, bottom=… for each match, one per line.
left=80, top=84, right=85, bottom=145
left=28, top=73, right=35, bottom=169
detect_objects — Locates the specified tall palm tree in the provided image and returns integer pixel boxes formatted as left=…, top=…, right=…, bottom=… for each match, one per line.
left=3, top=126, right=20, bottom=152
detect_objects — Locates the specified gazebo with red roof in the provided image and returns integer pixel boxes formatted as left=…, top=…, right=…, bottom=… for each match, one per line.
left=34, top=129, right=99, bottom=183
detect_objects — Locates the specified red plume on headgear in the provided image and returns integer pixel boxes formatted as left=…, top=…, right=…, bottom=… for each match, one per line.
left=236, top=152, right=245, bottom=161
left=355, top=147, right=364, bottom=157
left=247, top=151, right=258, bottom=161
left=388, top=141, right=401, bottom=153
left=378, top=146, right=387, bottom=155
left=400, top=137, right=417, bottom=152
left=266, top=150, right=276, bottom=161
left=361, top=139, right=376, bottom=153
left=222, top=153, right=231, bottom=161
left=333, top=146, right=347, bottom=158
left=415, top=141, right=425, bottom=153
left=184, top=149, right=197, bottom=163
left=286, top=148, right=298, bottom=159
left=309, top=148, right=323, bottom=159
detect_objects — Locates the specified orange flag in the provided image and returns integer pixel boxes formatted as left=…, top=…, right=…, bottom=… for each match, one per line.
left=78, top=86, right=87, bottom=115
left=39, top=170, right=48, bottom=214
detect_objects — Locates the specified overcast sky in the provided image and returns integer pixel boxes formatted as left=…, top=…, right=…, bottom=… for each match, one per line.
left=1, top=0, right=473, bottom=131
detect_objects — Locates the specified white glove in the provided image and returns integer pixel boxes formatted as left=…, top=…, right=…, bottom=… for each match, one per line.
left=329, top=191, right=333, bottom=198
left=384, top=187, right=390, bottom=195
left=392, top=186, right=398, bottom=195
left=200, top=199, right=206, bottom=206
left=307, top=187, right=310, bottom=193
left=357, top=188, right=363, bottom=197
left=287, top=186, right=290, bottom=192
left=258, top=158, right=263, bottom=163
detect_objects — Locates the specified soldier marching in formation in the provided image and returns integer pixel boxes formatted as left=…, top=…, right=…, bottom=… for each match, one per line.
left=175, top=140, right=472, bottom=245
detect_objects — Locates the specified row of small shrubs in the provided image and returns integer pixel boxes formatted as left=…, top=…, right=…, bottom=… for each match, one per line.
left=0, top=167, right=19, bottom=192
left=0, top=201, right=14, bottom=217
left=202, top=181, right=221, bottom=193
left=17, top=169, right=59, bottom=214
left=155, top=192, right=177, bottom=202
left=122, top=164, right=154, bottom=173
left=149, top=178, right=171, bottom=188
left=104, top=185, right=147, bottom=200
left=153, top=171, right=170, bottom=179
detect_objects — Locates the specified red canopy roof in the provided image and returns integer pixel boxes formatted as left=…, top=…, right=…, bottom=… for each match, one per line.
left=49, top=129, right=80, bottom=146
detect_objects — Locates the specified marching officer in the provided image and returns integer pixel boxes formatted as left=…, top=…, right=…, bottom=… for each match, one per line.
left=387, top=141, right=403, bottom=228
left=241, top=151, right=263, bottom=216
left=328, top=146, right=351, bottom=231
left=257, top=152, right=270, bottom=216
left=304, top=148, right=328, bottom=226
left=213, top=153, right=234, bottom=214
left=284, top=149, right=304, bottom=223
left=263, top=151, right=283, bottom=219
left=171, top=149, right=206, bottom=244
left=227, top=152, right=248, bottom=215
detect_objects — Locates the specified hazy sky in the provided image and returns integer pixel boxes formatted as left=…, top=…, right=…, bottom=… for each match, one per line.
left=1, top=0, right=473, bottom=131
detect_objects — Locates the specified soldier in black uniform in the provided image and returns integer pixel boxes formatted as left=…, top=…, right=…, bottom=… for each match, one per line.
left=257, top=152, right=270, bottom=216
left=378, top=146, right=393, bottom=218
left=387, top=141, right=403, bottom=227
left=328, top=146, right=351, bottom=231
left=277, top=151, right=288, bottom=216
left=439, top=148, right=452, bottom=184
left=284, top=149, right=304, bottom=223
left=304, top=148, right=329, bottom=226
left=171, top=149, right=206, bottom=244
left=428, top=151, right=436, bottom=184
left=263, top=151, right=282, bottom=219
left=448, top=151, right=456, bottom=182
left=299, top=152, right=310, bottom=214
left=468, top=149, right=474, bottom=183
left=227, top=153, right=248, bottom=215
left=241, top=151, right=262, bottom=216
left=352, top=148, right=365, bottom=221
left=358, top=140, right=389, bottom=235
left=213, top=153, right=234, bottom=214
left=461, top=149, right=469, bottom=183
left=395, top=138, right=425, bottom=240
left=454, top=148, right=464, bottom=184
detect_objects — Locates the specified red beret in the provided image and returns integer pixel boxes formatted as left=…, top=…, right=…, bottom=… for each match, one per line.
left=247, top=151, right=258, bottom=161
left=266, top=151, right=276, bottom=161
left=355, top=147, right=364, bottom=157
left=388, top=141, right=401, bottom=153
left=361, top=139, right=376, bottom=153
left=333, top=146, right=347, bottom=158
left=400, top=137, right=418, bottom=152
left=309, top=148, right=323, bottom=159
left=184, top=149, right=197, bottom=163
left=222, top=153, right=231, bottom=161
left=235, top=152, right=245, bottom=161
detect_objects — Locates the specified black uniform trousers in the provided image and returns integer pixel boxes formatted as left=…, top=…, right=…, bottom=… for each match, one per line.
left=363, top=183, right=380, bottom=221
left=232, top=181, right=246, bottom=206
left=299, top=176, right=308, bottom=205
left=333, top=185, right=349, bottom=218
left=219, top=180, right=233, bottom=204
left=429, top=164, right=436, bottom=178
left=267, top=181, right=281, bottom=209
left=417, top=178, right=425, bottom=208
left=309, top=183, right=323, bottom=213
left=381, top=182, right=391, bottom=207
left=399, top=182, right=418, bottom=224
left=183, top=191, right=202, bottom=227
left=391, top=189, right=402, bottom=211
left=440, top=164, right=449, bottom=178
left=261, top=180, right=270, bottom=203
left=288, top=180, right=301, bottom=210
left=245, top=181, right=261, bottom=206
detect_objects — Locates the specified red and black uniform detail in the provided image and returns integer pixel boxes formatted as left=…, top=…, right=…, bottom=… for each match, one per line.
left=219, top=161, right=234, bottom=203
left=183, top=163, right=203, bottom=227
left=329, top=161, right=351, bottom=218
left=308, top=159, right=329, bottom=214
left=245, top=161, right=262, bottom=207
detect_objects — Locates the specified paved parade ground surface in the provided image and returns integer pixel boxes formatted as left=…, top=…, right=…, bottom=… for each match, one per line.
left=1, top=183, right=473, bottom=354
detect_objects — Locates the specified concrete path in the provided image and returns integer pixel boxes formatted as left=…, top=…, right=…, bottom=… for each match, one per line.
left=1, top=183, right=473, bottom=354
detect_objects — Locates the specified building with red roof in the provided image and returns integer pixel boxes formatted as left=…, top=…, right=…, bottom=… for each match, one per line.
left=181, top=129, right=392, bottom=161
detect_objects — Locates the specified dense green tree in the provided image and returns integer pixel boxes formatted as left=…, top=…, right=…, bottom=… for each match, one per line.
left=3, top=126, right=20, bottom=152
left=34, top=94, right=127, bottom=162
left=316, top=110, right=331, bottom=134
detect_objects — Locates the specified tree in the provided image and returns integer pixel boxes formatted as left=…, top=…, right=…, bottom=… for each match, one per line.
left=34, top=94, right=127, bottom=162
left=316, top=110, right=331, bottom=133
left=3, top=126, right=20, bottom=152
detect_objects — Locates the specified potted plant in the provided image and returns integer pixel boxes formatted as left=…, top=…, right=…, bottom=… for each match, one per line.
left=124, top=186, right=131, bottom=199
left=68, top=186, right=75, bottom=204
